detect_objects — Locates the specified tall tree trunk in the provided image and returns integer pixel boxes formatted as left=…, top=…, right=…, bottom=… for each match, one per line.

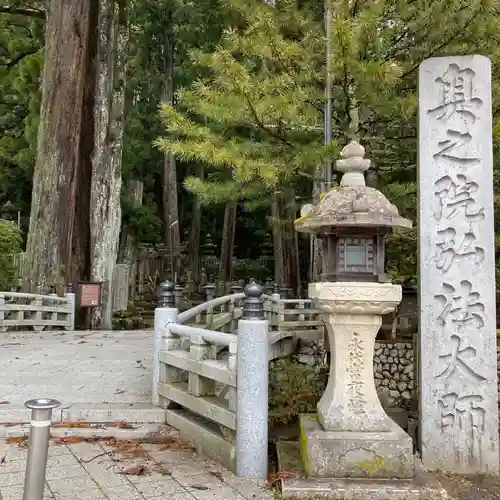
left=119, top=180, right=143, bottom=303
left=283, top=189, right=300, bottom=294
left=162, top=4, right=181, bottom=280
left=310, top=167, right=324, bottom=282
left=119, top=180, right=143, bottom=264
left=219, top=201, right=237, bottom=283
left=24, top=0, right=94, bottom=292
left=72, top=3, right=98, bottom=287
left=271, top=198, right=284, bottom=285
left=188, top=164, right=203, bottom=282
left=90, top=0, right=127, bottom=329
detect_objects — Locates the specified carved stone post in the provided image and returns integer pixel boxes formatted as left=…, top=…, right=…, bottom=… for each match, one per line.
left=303, top=282, right=414, bottom=478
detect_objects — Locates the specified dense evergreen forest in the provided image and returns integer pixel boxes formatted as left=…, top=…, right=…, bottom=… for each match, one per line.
left=1, top=0, right=500, bottom=328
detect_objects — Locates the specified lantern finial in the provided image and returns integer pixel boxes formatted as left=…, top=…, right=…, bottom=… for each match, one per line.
left=336, top=140, right=371, bottom=187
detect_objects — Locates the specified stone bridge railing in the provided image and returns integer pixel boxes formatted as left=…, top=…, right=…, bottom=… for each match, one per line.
left=152, top=281, right=313, bottom=479
left=0, top=286, right=76, bottom=332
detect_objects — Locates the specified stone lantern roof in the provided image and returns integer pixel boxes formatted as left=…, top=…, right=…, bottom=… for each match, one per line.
left=294, top=141, right=412, bottom=233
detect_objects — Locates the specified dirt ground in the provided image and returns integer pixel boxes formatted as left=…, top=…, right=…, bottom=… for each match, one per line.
left=436, top=472, right=500, bottom=500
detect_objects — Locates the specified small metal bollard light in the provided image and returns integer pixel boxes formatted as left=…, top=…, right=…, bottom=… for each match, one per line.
left=23, top=398, right=60, bottom=500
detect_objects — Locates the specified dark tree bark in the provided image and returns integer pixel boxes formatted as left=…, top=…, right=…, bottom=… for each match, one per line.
left=283, top=189, right=300, bottom=294
left=271, top=198, right=284, bottom=286
left=219, top=201, right=237, bottom=283
left=162, top=4, right=181, bottom=280
left=119, top=180, right=143, bottom=303
left=72, top=2, right=98, bottom=286
left=188, top=164, right=203, bottom=282
left=25, top=0, right=95, bottom=291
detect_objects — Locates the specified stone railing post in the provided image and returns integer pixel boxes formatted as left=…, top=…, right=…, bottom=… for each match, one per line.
left=269, top=284, right=281, bottom=330
left=0, top=293, right=5, bottom=332
left=174, top=284, right=184, bottom=309
left=204, top=283, right=216, bottom=302
left=48, top=284, right=57, bottom=325
left=236, top=282, right=268, bottom=479
left=203, top=283, right=216, bottom=326
left=65, top=283, right=76, bottom=331
left=153, top=280, right=178, bottom=407
left=279, top=283, right=290, bottom=299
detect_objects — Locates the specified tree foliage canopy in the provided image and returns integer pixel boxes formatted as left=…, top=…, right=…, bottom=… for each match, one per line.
left=1, top=0, right=500, bottom=288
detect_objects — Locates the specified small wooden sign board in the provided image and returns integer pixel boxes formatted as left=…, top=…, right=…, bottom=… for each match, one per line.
left=78, top=282, right=102, bottom=308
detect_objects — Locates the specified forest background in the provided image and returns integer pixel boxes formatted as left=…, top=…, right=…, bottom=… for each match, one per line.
left=0, top=0, right=499, bottom=329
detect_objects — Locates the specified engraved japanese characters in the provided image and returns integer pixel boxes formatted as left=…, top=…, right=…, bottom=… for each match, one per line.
left=418, top=55, right=499, bottom=473
left=346, top=332, right=366, bottom=413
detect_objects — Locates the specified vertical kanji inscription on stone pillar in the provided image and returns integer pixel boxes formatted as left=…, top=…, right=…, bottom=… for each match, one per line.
left=346, top=331, right=366, bottom=413
left=418, top=55, right=499, bottom=474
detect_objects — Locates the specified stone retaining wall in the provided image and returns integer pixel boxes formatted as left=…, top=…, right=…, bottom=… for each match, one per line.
left=299, top=339, right=500, bottom=410
left=373, top=342, right=414, bottom=409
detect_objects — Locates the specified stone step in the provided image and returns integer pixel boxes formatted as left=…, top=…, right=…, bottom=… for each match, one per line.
left=0, top=403, right=166, bottom=427
left=275, top=441, right=448, bottom=499
left=1, top=422, right=164, bottom=440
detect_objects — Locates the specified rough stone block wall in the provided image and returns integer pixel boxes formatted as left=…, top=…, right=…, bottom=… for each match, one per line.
left=373, top=341, right=414, bottom=409
left=299, top=339, right=500, bottom=410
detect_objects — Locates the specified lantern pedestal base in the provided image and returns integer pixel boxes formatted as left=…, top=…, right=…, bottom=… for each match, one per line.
left=276, top=441, right=448, bottom=500
left=305, top=281, right=414, bottom=480
left=299, top=414, right=414, bottom=479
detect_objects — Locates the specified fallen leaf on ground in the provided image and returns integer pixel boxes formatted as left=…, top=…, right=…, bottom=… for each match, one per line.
left=0, top=401, right=10, bottom=404
left=118, top=464, right=149, bottom=476
left=265, top=471, right=297, bottom=489
left=152, top=464, right=172, bottom=476
left=106, top=421, right=136, bottom=429
left=104, top=437, right=148, bottom=458
left=53, top=421, right=92, bottom=428
left=1, top=456, right=6, bottom=464
left=52, top=436, right=87, bottom=445
left=190, top=484, right=210, bottom=490
left=6, top=436, right=28, bottom=448
left=51, top=435, right=115, bottom=446
left=77, top=340, right=88, bottom=344
left=149, top=436, right=192, bottom=451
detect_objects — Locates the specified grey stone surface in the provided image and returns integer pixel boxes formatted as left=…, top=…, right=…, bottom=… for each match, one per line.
left=277, top=442, right=447, bottom=500
left=0, top=330, right=163, bottom=425
left=419, top=55, right=499, bottom=473
left=236, top=318, right=269, bottom=479
left=304, top=340, right=418, bottom=407
left=0, top=426, right=273, bottom=500
left=298, top=414, right=414, bottom=479
left=152, top=306, right=179, bottom=406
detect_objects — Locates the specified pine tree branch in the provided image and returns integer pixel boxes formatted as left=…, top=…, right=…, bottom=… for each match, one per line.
left=385, top=5, right=470, bottom=62
left=0, top=6, right=45, bottom=19
left=244, top=94, right=294, bottom=147
left=400, top=7, right=482, bottom=80
left=268, top=42, right=326, bottom=119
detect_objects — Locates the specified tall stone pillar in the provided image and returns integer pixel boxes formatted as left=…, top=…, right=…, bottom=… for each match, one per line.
left=418, top=55, right=499, bottom=474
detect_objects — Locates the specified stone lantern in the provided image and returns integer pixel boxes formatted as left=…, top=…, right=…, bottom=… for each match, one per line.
left=294, top=141, right=414, bottom=480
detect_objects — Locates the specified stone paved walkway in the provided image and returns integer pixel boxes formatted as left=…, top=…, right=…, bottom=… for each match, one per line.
left=0, top=428, right=273, bottom=500
left=0, top=330, right=164, bottom=424
left=0, top=330, right=274, bottom=499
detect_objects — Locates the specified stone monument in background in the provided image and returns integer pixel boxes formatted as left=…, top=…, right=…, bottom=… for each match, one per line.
left=418, top=55, right=499, bottom=473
